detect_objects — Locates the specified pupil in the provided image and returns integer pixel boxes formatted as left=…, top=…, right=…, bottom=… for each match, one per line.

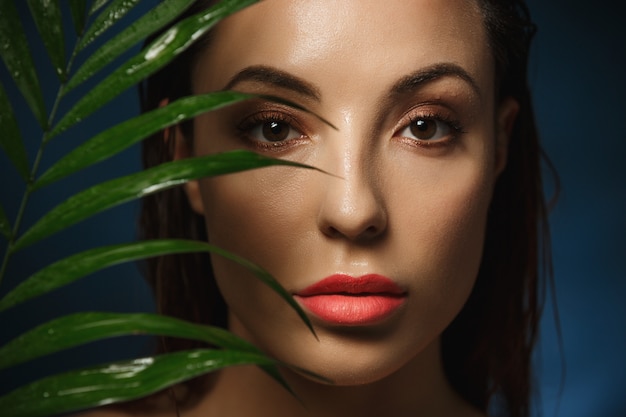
left=263, top=121, right=289, bottom=142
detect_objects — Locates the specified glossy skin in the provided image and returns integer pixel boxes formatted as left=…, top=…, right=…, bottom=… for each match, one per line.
left=183, top=0, right=518, bottom=415
left=86, top=0, right=518, bottom=416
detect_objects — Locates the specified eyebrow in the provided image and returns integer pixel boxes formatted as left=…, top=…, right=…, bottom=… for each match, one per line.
left=221, top=62, right=480, bottom=103
left=222, top=65, right=321, bottom=101
left=390, top=63, right=481, bottom=99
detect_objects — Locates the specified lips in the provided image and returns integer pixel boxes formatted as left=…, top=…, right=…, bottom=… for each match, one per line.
left=294, top=274, right=407, bottom=325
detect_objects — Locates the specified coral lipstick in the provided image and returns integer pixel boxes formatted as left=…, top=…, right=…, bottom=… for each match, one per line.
left=294, top=274, right=406, bottom=325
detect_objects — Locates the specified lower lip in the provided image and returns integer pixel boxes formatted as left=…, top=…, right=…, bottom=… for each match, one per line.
left=294, top=294, right=406, bottom=325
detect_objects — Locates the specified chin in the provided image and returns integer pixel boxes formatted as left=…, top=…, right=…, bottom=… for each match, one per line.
left=287, top=360, right=402, bottom=387
left=274, top=328, right=436, bottom=388
left=228, top=296, right=452, bottom=390
left=313, top=366, right=401, bottom=387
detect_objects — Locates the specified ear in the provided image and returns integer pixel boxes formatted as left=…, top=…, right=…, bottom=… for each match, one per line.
left=170, top=124, right=206, bottom=215
left=494, top=97, right=519, bottom=177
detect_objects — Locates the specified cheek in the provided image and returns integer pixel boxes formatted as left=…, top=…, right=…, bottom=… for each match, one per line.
left=412, top=174, right=491, bottom=273
left=200, top=167, right=312, bottom=261
left=198, top=167, right=321, bottom=343
left=387, top=153, right=494, bottom=309
left=198, top=166, right=319, bottom=304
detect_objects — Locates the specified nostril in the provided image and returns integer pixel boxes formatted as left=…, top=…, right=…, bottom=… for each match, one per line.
left=322, top=223, right=383, bottom=241
left=363, top=225, right=380, bottom=238
left=323, top=225, right=342, bottom=239
left=357, top=224, right=386, bottom=242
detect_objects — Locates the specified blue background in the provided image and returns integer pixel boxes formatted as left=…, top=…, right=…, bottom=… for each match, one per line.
left=1, top=1, right=625, bottom=416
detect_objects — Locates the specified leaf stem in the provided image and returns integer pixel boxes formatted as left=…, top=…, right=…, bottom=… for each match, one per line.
left=0, top=15, right=86, bottom=288
left=0, top=242, right=12, bottom=287
left=0, top=107, right=55, bottom=288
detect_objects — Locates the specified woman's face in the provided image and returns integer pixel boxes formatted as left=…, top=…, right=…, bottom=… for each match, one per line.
left=183, top=0, right=516, bottom=385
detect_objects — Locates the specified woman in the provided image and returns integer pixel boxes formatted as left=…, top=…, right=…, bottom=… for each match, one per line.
left=88, top=0, right=550, bottom=416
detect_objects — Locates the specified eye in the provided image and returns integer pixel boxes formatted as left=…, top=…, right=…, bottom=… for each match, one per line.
left=246, top=119, right=303, bottom=143
left=398, top=117, right=454, bottom=142
left=236, top=109, right=310, bottom=152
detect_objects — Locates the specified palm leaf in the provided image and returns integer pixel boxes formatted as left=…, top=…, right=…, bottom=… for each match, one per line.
left=68, top=0, right=87, bottom=35
left=78, top=0, right=144, bottom=51
left=0, top=312, right=307, bottom=403
left=0, top=1, right=323, bottom=413
left=15, top=151, right=320, bottom=251
left=26, top=0, right=66, bottom=81
left=35, top=91, right=252, bottom=189
left=0, top=239, right=316, bottom=336
left=88, top=0, right=113, bottom=16
left=0, top=79, right=29, bottom=180
left=0, top=312, right=263, bottom=370
left=0, top=0, right=47, bottom=127
left=66, top=0, right=195, bottom=93
left=0, top=240, right=210, bottom=311
left=51, top=0, right=259, bottom=138
left=0, top=349, right=278, bottom=417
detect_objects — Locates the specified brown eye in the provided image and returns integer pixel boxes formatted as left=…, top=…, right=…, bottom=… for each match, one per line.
left=409, top=119, right=437, bottom=140
left=399, top=116, right=454, bottom=143
left=244, top=117, right=303, bottom=144
left=262, top=121, right=291, bottom=142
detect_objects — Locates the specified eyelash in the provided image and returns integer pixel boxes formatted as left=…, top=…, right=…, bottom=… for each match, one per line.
left=236, top=110, right=308, bottom=151
left=235, top=108, right=466, bottom=151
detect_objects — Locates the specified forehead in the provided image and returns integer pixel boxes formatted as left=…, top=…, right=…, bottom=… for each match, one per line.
left=194, top=0, right=493, bottom=98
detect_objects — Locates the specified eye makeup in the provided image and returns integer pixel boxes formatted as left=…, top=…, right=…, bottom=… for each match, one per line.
left=236, top=109, right=309, bottom=152
left=393, top=106, right=467, bottom=150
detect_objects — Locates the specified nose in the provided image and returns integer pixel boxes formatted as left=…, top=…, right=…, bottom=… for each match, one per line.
left=317, top=156, right=387, bottom=242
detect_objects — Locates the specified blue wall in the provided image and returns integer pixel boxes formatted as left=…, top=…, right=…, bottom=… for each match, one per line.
left=527, top=1, right=626, bottom=416
left=1, top=1, right=625, bottom=416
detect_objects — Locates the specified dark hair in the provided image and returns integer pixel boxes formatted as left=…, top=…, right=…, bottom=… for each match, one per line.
left=139, top=2, right=552, bottom=416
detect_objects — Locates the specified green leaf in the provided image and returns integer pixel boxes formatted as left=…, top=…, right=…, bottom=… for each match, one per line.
left=0, top=311, right=309, bottom=398
left=36, top=91, right=251, bottom=189
left=88, top=0, right=113, bottom=16
left=68, top=0, right=87, bottom=35
left=78, top=0, right=143, bottom=51
left=0, top=238, right=301, bottom=326
left=0, top=239, right=314, bottom=334
left=51, top=0, right=259, bottom=138
left=26, top=0, right=66, bottom=81
left=0, top=349, right=277, bottom=417
left=0, top=0, right=47, bottom=127
left=0, top=80, right=29, bottom=180
left=0, top=312, right=262, bottom=370
left=0, top=202, right=11, bottom=238
left=67, top=0, right=195, bottom=93
left=15, top=151, right=320, bottom=251
left=0, top=240, right=198, bottom=311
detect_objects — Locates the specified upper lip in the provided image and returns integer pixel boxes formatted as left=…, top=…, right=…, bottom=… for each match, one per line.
left=295, top=274, right=406, bottom=296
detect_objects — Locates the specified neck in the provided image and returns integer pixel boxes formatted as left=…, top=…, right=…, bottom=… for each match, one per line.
left=190, top=340, right=483, bottom=417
